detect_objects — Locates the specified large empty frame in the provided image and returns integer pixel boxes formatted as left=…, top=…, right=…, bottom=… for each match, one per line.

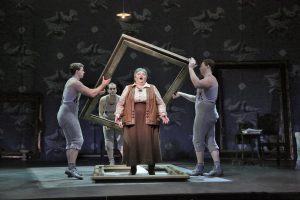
left=92, top=164, right=190, bottom=182
left=80, top=34, right=189, bottom=130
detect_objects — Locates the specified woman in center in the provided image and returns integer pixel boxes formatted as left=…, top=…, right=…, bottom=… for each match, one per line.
left=115, top=68, right=169, bottom=175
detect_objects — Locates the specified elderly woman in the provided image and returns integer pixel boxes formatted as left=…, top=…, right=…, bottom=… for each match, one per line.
left=57, top=63, right=110, bottom=180
left=115, top=68, right=169, bottom=175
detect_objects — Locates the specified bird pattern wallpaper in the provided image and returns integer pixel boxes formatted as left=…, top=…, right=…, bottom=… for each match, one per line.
left=0, top=0, right=300, bottom=161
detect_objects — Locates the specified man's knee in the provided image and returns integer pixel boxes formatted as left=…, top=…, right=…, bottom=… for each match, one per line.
left=105, top=140, right=114, bottom=151
left=70, top=137, right=84, bottom=150
left=208, top=144, right=219, bottom=153
left=193, top=140, right=206, bottom=152
left=79, top=137, right=84, bottom=146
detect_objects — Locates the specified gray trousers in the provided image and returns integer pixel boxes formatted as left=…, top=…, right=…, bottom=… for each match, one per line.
left=193, top=101, right=219, bottom=152
left=57, top=102, right=84, bottom=150
left=103, top=126, right=123, bottom=160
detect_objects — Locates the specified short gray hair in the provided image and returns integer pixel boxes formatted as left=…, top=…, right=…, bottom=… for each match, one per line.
left=134, top=68, right=148, bottom=77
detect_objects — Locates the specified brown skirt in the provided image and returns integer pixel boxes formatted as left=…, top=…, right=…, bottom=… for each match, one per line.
left=122, top=103, right=162, bottom=166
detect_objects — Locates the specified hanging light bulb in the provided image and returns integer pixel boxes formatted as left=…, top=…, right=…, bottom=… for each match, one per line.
left=117, top=0, right=131, bottom=19
left=117, top=12, right=131, bottom=19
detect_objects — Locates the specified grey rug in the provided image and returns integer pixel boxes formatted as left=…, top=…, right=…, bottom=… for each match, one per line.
left=29, top=165, right=231, bottom=188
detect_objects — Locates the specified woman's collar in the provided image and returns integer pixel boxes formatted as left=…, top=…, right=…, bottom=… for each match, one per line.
left=133, top=82, right=150, bottom=88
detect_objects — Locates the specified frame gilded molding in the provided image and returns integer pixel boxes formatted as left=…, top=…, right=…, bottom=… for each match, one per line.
left=92, top=164, right=190, bottom=182
left=80, top=34, right=189, bottom=130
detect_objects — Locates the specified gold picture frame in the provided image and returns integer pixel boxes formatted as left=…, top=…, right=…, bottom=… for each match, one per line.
left=80, top=34, right=189, bottom=129
left=92, top=164, right=190, bottom=182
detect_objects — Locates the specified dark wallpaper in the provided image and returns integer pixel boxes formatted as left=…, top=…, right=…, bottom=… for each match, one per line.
left=0, top=0, right=300, bottom=162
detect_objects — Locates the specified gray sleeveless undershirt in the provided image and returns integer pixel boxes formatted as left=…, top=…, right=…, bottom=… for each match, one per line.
left=103, top=95, right=120, bottom=120
left=57, top=77, right=84, bottom=150
left=193, top=81, right=219, bottom=152
left=196, top=84, right=218, bottom=103
left=62, top=77, right=81, bottom=103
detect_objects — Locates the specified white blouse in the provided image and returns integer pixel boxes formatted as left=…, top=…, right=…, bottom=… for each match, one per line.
left=115, top=83, right=167, bottom=117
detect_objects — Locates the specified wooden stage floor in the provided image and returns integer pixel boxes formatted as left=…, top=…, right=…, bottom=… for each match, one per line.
left=0, top=159, right=299, bottom=200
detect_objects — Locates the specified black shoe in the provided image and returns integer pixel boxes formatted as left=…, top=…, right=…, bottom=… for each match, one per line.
left=129, top=166, right=137, bottom=175
left=65, top=168, right=83, bottom=180
left=188, top=164, right=204, bottom=176
left=148, top=164, right=155, bottom=175
left=203, top=165, right=223, bottom=177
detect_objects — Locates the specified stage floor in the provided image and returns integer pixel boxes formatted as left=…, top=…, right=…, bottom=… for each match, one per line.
left=0, top=160, right=299, bottom=200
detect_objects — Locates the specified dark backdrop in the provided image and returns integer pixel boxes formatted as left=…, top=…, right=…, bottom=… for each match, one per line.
left=0, top=0, right=299, bottom=162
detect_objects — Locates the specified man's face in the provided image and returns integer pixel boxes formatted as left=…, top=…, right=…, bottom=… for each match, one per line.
left=107, top=85, right=117, bottom=95
left=77, top=67, right=85, bottom=79
left=200, top=62, right=207, bottom=75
